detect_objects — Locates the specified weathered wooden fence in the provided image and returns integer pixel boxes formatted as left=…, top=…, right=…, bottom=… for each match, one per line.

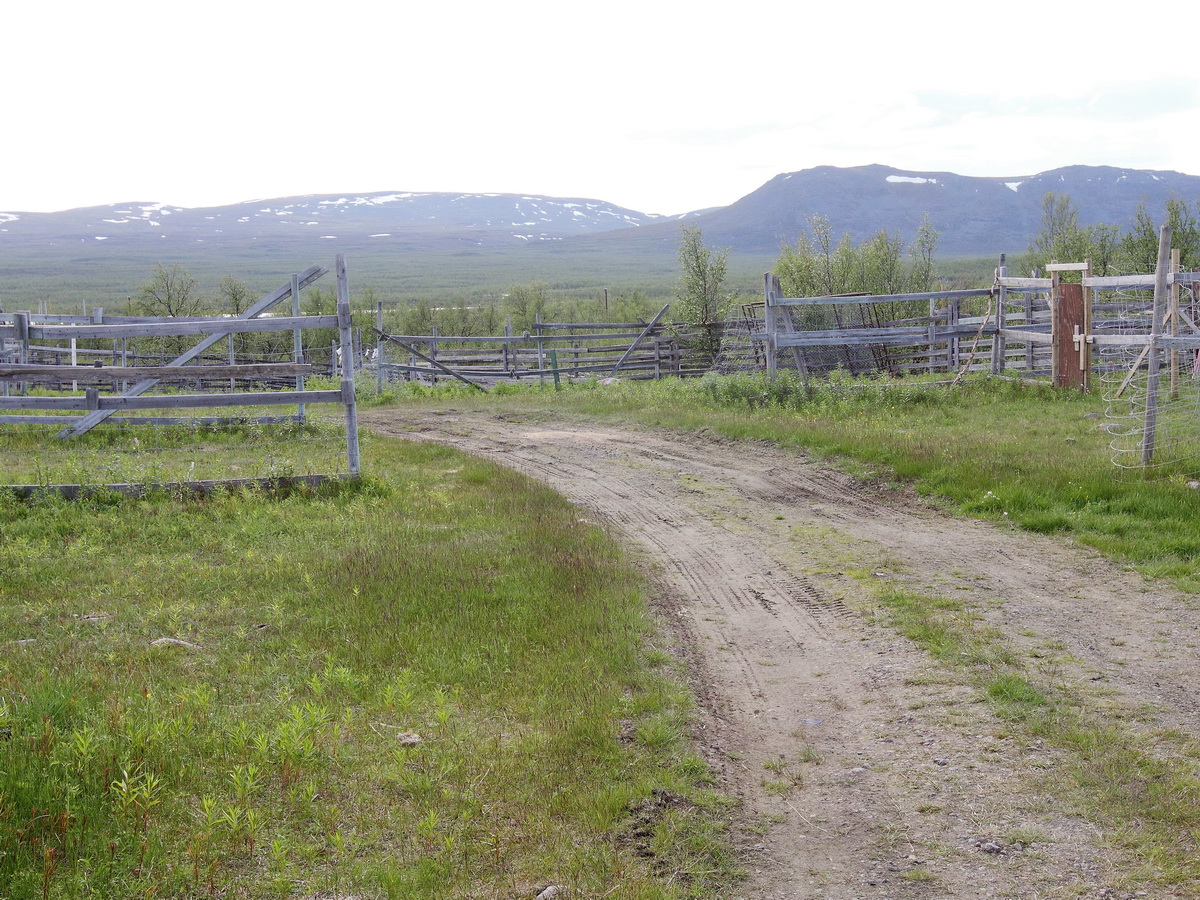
left=0, top=256, right=361, bottom=487
left=370, top=305, right=715, bottom=388
left=762, top=274, right=998, bottom=379
left=761, top=250, right=1200, bottom=397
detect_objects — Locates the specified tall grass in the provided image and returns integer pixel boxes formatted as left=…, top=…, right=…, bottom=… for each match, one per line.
left=0, top=434, right=732, bottom=898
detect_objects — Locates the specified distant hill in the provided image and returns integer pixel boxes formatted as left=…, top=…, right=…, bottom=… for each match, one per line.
left=0, top=191, right=681, bottom=252
left=643, top=164, right=1200, bottom=256
left=2, top=165, right=1197, bottom=307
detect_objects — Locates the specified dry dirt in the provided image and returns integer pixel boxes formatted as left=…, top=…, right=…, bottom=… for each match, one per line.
left=359, top=406, right=1200, bottom=900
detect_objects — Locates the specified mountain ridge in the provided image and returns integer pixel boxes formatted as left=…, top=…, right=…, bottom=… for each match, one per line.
left=3, top=165, right=1196, bottom=259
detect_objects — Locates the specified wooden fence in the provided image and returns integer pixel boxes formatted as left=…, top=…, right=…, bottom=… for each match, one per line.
left=762, top=274, right=999, bottom=379
left=761, top=251, right=1200, bottom=394
left=370, top=305, right=717, bottom=388
left=0, top=256, right=361, bottom=485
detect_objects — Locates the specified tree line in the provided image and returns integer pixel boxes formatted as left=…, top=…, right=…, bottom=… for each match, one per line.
left=1022, top=192, right=1200, bottom=276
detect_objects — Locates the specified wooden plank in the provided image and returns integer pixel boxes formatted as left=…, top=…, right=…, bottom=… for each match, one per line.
left=57, top=264, right=328, bottom=438
left=1045, top=262, right=1089, bottom=272
left=0, top=389, right=343, bottom=412
left=534, top=321, right=655, bottom=330
left=772, top=288, right=991, bottom=307
left=375, top=329, right=488, bottom=392
left=377, top=331, right=659, bottom=344
left=1084, top=275, right=1156, bottom=290
left=33, top=314, right=339, bottom=340
left=997, top=276, right=1052, bottom=289
left=0, top=363, right=313, bottom=383
left=0, top=414, right=302, bottom=426
left=999, top=328, right=1054, bottom=344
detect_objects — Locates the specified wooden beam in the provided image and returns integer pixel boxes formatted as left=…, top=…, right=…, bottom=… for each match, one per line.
left=0, top=389, right=343, bottom=412
left=32, top=314, right=339, bottom=340
left=374, top=329, right=488, bottom=392
left=0, top=363, right=314, bottom=384
left=772, top=288, right=992, bottom=307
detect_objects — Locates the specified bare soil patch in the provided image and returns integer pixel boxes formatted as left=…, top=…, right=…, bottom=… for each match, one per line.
left=360, top=407, right=1200, bottom=899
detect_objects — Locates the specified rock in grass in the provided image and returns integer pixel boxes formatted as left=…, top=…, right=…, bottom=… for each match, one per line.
left=150, top=637, right=203, bottom=650
left=535, top=887, right=564, bottom=899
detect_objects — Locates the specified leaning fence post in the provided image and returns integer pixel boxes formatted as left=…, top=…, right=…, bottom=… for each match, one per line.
left=336, top=255, right=361, bottom=477
left=1142, top=225, right=1173, bottom=467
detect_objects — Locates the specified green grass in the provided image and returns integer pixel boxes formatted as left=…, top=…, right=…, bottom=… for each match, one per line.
left=375, top=372, right=1200, bottom=589
left=0, top=433, right=734, bottom=898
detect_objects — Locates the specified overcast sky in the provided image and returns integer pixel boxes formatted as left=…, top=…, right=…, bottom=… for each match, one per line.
left=5, top=0, right=1197, bottom=215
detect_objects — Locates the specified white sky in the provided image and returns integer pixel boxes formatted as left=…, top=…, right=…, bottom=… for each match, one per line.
left=4, top=0, right=1198, bottom=215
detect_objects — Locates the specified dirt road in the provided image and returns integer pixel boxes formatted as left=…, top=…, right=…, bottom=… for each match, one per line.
left=360, top=407, right=1200, bottom=899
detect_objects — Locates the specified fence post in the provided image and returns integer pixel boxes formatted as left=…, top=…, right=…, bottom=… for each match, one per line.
left=1142, top=225, right=1173, bottom=466
left=1170, top=249, right=1181, bottom=399
left=992, top=254, right=1007, bottom=374
left=504, top=316, right=512, bottom=373
left=927, top=298, right=937, bottom=372
left=336, top=255, right=361, bottom=477
left=376, top=300, right=385, bottom=396
left=1024, top=283, right=1035, bottom=373
left=15, top=311, right=29, bottom=394
left=763, top=274, right=778, bottom=380
left=1082, top=258, right=1094, bottom=392
left=535, top=312, right=545, bottom=383
left=950, top=298, right=961, bottom=368
left=292, top=274, right=306, bottom=423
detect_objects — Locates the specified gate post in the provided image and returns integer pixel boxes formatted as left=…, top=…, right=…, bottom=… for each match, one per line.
left=1053, top=282, right=1086, bottom=390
